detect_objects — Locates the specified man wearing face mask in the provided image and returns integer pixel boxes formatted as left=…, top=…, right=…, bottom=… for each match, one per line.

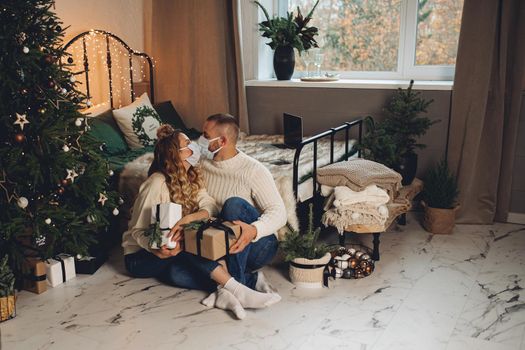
left=198, top=113, right=287, bottom=293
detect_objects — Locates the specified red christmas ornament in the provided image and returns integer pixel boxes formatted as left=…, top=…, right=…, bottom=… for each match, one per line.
left=48, top=80, right=55, bottom=88
left=57, top=187, right=65, bottom=194
left=15, top=133, right=25, bottom=143
left=61, top=179, right=69, bottom=186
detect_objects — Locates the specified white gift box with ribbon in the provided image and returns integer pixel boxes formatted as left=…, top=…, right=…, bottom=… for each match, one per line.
left=150, top=203, right=182, bottom=249
left=45, top=254, right=76, bottom=287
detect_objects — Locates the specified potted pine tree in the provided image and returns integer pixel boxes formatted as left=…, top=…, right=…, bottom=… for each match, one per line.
left=0, top=255, right=16, bottom=322
left=280, top=205, right=330, bottom=288
left=359, top=80, right=438, bottom=185
left=421, top=159, right=460, bottom=234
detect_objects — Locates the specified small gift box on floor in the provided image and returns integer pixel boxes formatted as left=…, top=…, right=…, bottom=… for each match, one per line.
left=148, top=203, right=182, bottom=249
left=45, top=254, right=76, bottom=287
left=74, top=252, right=107, bottom=275
left=21, top=257, right=47, bottom=294
left=184, top=220, right=242, bottom=261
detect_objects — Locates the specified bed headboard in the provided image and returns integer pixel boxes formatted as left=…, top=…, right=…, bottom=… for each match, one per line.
left=63, top=29, right=154, bottom=109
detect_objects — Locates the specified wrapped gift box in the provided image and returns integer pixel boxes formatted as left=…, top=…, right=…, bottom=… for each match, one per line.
left=45, top=254, right=76, bottom=287
left=150, top=203, right=182, bottom=249
left=21, top=257, right=47, bottom=294
left=184, top=220, right=242, bottom=260
left=75, top=252, right=107, bottom=275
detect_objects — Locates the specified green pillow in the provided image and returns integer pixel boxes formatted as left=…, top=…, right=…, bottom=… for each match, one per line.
left=89, top=112, right=129, bottom=156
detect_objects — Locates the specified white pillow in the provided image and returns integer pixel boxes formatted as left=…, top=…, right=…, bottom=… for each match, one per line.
left=112, top=93, right=161, bottom=149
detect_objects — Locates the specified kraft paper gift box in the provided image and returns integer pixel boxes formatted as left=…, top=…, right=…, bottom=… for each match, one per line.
left=45, top=254, right=76, bottom=287
left=184, top=220, right=242, bottom=261
left=150, top=203, right=182, bottom=249
left=21, top=257, right=47, bottom=294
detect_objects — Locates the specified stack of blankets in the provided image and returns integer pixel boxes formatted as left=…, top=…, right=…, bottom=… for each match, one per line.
left=317, top=159, right=402, bottom=233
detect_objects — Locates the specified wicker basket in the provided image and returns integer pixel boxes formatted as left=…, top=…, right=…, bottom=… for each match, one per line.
left=0, top=295, right=16, bottom=322
left=289, top=253, right=331, bottom=288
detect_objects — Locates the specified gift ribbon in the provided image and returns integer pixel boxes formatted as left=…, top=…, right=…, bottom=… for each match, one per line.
left=54, top=254, right=70, bottom=283
left=156, top=204, right=171, bottom=231
left=289, top=261, right=332, bottom=287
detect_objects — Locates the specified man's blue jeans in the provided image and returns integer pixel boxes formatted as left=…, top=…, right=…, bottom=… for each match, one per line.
left=220, top=197, right=279, bottom=290
left=125, top=250, right=220, bottom=292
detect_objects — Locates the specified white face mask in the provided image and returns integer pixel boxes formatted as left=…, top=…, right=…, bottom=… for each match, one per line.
left=180, top=142, right=201, bottom=167
left=197, top=135, right=223, bottom=160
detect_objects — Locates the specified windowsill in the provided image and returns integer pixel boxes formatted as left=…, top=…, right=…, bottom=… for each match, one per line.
left=245, top=79, right=454, bottom=91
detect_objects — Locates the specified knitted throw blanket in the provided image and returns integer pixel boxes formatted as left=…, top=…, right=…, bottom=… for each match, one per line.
left=317, top=159, right=402, bottom=200
left=332, top=185, right=390, bottom=208
left=322, top=203, right=389, bottom=234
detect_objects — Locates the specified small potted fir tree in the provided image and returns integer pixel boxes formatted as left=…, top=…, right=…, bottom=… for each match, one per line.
left=280, top=205, right=330, bottom=288
left=421, top=159, right=460, bottom=234
left=0, top=255, right=16, bottom=322
left=255, top=0, right=320, bottom=80
left=360, top=80, right=438, bottom=185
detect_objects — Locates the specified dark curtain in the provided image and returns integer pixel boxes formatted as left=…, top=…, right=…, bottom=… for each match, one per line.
left=447, top=0, right=525, bottom=223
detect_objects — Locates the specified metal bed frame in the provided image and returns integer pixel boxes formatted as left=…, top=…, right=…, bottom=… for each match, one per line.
left=63, top=30, right=155, bottom=109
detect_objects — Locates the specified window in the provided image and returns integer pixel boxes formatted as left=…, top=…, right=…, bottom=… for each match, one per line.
left=282, top=0, right=464, bottom=80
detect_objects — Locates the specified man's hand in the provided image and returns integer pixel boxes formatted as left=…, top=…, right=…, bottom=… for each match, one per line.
left=151, top=242, right=183, bottom=259
left=229, top=220, right=257, bottom=254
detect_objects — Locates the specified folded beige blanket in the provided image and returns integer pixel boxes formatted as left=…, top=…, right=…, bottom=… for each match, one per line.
left=317, top=159, right=402, bottom=200
left=333, top=185, right=390, bottom=208
left=322, top=203, right=389, bottom=234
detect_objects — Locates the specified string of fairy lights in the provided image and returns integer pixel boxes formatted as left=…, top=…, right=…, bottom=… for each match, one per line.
left=64, top=29, right=156, bottom=109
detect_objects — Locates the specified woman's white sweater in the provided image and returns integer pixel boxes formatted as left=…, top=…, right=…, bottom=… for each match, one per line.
left=201, top=151, right=287, bottom=241
left=121, top=172, right=218, bottom=255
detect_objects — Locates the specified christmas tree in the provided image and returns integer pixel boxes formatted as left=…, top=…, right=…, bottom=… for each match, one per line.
left=0, top=0, right=119, bottom=281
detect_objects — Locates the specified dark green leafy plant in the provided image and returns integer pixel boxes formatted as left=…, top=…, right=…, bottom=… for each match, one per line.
left=0, top=255, right=15, bottom=297
left=280, top=204, right=329, bottom=261
left=422, top=159, right=459, bottom=209
left=255, top=0, right=320, bottom=53
left=359, top=80, right=438, bottom=167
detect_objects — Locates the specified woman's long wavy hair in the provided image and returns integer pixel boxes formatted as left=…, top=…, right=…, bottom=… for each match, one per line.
left=148, top=124, right=203, bottom=216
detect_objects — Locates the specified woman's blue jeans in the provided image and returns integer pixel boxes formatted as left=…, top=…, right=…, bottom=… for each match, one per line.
left=124, top=197, right=278, bottom=291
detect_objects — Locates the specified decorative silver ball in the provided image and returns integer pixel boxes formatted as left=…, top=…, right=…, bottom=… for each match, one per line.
left=45, top=218, right=52, bottom=224
left=70, top=75, right=76, bottom=83
left=62, top=144, right=70, bottom=152
left=75, top=118, right=82, bottom=127
left=86, top=100, right=93, bottom=107
left=118, top=198, right=124, bottom=205
left=112, top=208, right=119, bottom=216
left=108, top=170, right=114, bottom=176
left=23, top=46, right=29, bottom=54
left=17, top=196, right=29, bottom=209
left=61, top=88, right=67, bottom=94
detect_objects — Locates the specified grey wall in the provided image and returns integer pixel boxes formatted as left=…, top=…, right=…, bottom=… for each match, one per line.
left=510, top=94, right=525, bottom=214
left=246, top=87, right=451, bottom=178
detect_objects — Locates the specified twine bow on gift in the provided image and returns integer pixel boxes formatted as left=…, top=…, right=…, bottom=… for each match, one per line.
left=53, top=254, right=72, bottom=283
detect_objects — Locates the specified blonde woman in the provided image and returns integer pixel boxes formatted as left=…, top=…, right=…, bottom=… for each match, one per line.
left=122, top=125, right=280, bottom=319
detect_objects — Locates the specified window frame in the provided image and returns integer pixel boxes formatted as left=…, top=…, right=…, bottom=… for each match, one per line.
left=278, top=0, right=458, bottom=81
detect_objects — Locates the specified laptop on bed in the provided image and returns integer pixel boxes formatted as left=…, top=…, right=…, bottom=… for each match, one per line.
left=282, top=113, right=303, bottom=148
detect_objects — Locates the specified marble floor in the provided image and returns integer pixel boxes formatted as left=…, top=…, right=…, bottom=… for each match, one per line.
left=2, top=214, right=525, bottom=350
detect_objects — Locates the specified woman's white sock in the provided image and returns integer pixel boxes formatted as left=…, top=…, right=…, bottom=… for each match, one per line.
left=215, top=288, right=246, bottom=320
left=255, top=271, right=275, bottom=293
left=201, top=291, right=217, bottom=307
left=224, top=277, right=281, bottom=309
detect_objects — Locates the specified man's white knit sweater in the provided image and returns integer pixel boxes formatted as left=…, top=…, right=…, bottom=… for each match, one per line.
left=201, top=151, right=287, bottom=242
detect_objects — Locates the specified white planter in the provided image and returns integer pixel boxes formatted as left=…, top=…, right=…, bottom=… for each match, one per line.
left=289, top=252, right=331, bottom=289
